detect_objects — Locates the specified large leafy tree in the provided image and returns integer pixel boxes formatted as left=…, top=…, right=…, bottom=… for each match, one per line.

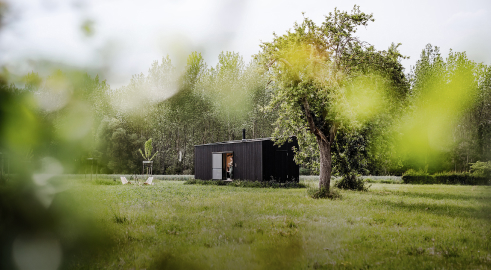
left=260, top=6, right=408, bottom=190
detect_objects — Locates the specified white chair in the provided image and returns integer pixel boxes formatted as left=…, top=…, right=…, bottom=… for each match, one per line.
left=120, top=177, right=132, bottom=185
left=143, top=177, right=154, bottom=185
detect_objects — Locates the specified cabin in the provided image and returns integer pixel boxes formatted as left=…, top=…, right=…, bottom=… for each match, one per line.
left=194, top=132, right=299, bottom=182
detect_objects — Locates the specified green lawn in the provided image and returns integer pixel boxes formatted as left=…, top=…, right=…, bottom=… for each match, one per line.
left=64, top=179, right=491, bottom=269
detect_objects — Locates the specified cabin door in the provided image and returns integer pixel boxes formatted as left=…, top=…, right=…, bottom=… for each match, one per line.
left=212, top=152, right=226, bottom=180
left=212, top=152, right=234, bottom=180
left=274, top=150, right=289, bottom=182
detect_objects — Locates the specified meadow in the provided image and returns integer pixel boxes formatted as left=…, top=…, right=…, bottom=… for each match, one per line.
left=63, top=178, right=491, bottom=269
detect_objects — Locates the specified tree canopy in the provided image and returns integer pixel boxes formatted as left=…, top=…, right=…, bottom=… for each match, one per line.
left=260, top=6, right=409, bottom=190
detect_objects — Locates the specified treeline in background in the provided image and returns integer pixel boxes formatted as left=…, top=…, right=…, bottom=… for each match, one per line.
left=2, top=44, right=491, bottom=176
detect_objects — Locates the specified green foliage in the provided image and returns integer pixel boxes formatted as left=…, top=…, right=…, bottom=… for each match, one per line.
left=108, top=51, right=274, bottom=174
left=95, top=117, right=145, bottom=174
left=332, top=129, right=371, bottom=191
left=0, top=72, right=116, bottom=268
left=434, top=172, right=488, bottom=185
left=299, top=167, right=311, bottom=175
left=165, top=164, right=183, bottom=175
left=402, top=169, right=437, bottom=184
left=402, top=169, right=489, bottom=185
left=469, top=161, right=491, bottom=178
left=260, top=6, right=409, bottom=190
left=184, top=179, right=306, bottom=188
left=139, top=138, right=158, bottom=161
left=334, top=175, right=370, bottom=191
left=306, top=186, right=342, bottom=199
left=400, top=45, right=486, bottom=172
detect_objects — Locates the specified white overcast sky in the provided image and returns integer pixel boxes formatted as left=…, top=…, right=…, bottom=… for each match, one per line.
left=1, top=0, right=490, bottom=88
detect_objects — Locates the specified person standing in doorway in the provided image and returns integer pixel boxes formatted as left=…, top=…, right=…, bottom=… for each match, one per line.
left=227, top=159, right=234, bottom=179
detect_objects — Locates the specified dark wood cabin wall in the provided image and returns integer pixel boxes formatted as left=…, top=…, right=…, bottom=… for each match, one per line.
left=194, top=146, right=212, bottom=180
left=262, top=139, right=300, bottom=182
left=194, top=141, right=263, bottom=181
left=261, top=140, right=274, bottom=181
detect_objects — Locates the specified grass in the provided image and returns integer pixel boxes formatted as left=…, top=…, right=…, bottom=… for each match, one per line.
left=59, top=178, right=491, bottom=269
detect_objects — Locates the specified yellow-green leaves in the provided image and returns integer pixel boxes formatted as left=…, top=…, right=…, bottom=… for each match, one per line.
left=55, top=101, right=93, bottom=141
left=2, top=94, right=41, bottom=154
left=334, top=74, right=389, bottom=128
left=395, top=55, right=478, bottom=161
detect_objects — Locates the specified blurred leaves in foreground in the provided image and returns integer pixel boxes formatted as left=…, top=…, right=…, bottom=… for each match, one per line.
left=0, top=71, right=113, bottom=269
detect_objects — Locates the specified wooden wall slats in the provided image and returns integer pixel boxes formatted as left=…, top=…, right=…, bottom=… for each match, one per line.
left=194, top=138, right=299, bottom=182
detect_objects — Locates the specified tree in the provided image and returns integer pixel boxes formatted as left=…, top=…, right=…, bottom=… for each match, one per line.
left=260, top=6, right=407, bottom=191
left=405, top=44, right=483, bottom=172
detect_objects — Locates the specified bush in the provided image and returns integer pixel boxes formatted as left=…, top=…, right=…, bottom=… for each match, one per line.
left=307, top=187, right=341, bottom=199
left=402, top=169, right=435, bottom=184
left=165, top=164, right=183, bottom=175
left=403, top=169, right=489, bottom=185
left=334, top=175, right=370, bottom=191
left=299, top=167, right=311, bottom=175
left=184, top=179, right=306, bottom=188
left=470, top=161, right=491, bottom=178
left=184, top=179, right=226, bottom=186
left=434, top=172, right=488, bottom=185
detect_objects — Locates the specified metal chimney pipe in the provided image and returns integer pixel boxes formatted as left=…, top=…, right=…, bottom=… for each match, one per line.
left=242, top=129, right=246, bottom=140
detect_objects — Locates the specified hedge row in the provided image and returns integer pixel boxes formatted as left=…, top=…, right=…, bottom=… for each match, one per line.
left=402, top=170, right=489, bottom=185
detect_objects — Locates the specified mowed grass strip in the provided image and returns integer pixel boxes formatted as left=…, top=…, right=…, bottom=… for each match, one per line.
left=65, top=179, right=491, bottom=269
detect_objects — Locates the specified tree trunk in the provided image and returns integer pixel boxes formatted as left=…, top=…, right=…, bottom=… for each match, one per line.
left=317, top=136, right=332, bottom=190
left=302, top=99, right=335, bottom=191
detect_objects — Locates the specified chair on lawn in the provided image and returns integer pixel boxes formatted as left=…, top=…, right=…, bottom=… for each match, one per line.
left=143, top=177, right=154, bottom=185
left=120, top=177, right=132, bottom=185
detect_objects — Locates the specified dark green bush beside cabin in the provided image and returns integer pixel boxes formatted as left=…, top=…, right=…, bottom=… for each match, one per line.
left=185, top=179, right=306, bottom=188
left=194, top=137, right=299, bottom=182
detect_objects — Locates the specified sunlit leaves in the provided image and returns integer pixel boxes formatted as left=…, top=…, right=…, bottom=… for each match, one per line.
left=333, top=74, right=389, bottom=128
left=397, top=46, right=480, bottom=165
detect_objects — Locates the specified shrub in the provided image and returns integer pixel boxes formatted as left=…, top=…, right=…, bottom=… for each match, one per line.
left=184, top=179, right=306, bottom=188
left=307, top=187, right=341, bottom=199
left=434, top=172, right=488, bottom=185
left=299, top=167, right=311, bottom=175
left=184, top=179, right=226, bottom=186
left=402, top=169, right=489, bottom=185
left=165, top=164, right=183, bottom=175
left=402, top=169, right=435, bottom=184
left=470, top=161, right=491, bottom=178
left=334, top=175, right=370, bottom=191
left=184, top=179, right=197, bottom=185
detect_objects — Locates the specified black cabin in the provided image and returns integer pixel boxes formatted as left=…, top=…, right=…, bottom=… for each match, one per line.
left=194, top=136, right=299, bottom=182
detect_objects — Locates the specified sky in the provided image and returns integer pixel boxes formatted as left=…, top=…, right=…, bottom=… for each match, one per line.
left=1, top=0, right=490, bottom=88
